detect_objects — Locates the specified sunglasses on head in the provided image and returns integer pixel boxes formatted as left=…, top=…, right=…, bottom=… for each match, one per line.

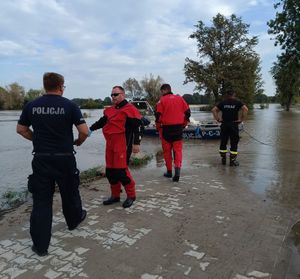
left=111, top=93, right=121, bottom=97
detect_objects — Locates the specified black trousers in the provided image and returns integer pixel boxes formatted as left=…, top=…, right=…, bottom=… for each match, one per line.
left=28, top=155, right=83, bottom=252
left=219, top=122, right=240, bottom=153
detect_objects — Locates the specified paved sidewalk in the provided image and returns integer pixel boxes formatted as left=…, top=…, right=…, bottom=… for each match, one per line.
left=0, top=143, right=299, bottom=279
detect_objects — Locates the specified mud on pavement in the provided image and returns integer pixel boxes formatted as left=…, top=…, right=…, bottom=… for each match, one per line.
left=0, top=143, right=299, bottom=279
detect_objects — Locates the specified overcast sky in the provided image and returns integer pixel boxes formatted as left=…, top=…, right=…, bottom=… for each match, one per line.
left=0, top=0, right=280, bottom=99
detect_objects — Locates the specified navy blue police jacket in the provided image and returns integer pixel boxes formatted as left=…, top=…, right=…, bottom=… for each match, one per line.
left=18, top=94, right=86, bottom=153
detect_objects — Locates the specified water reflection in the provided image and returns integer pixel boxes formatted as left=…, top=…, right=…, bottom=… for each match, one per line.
left=266, top=107, right=300, bottom=209
left=239, top=105, right=300, bottom=208
left=240, top=105, right=280, bottom=194
left=0, top=105, right=300, bottom=209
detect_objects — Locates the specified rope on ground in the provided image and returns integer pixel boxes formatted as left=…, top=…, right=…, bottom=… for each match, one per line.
left=242, top=127, right=300, bottom=154
left=242, top=128, right=273, bottom=146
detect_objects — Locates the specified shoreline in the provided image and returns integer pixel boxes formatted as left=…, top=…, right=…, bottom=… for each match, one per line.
left=0, top=154, right=152, bottom=214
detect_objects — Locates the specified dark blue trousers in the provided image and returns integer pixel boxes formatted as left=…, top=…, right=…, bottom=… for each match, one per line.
left=28, top=155, right=83, bottom=252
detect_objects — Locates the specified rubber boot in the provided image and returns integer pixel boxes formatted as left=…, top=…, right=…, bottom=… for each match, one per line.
left=220, top=153, right=226, bottom=165
left=103, top=183, right=121, bottom=205
left=229, top=154, right=239, bottom=166
left=163, top=170, right=172, bottom=178
left=172, top=167, right=180, bottom=182
left=123, top=181, right=136, bottom=208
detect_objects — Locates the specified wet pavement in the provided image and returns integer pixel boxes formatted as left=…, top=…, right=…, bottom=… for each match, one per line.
left=1, top=104, right=300, bottom=278
left=0, top=140, right=300, bottom=278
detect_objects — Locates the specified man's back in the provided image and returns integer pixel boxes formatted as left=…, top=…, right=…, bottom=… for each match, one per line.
left=18, top=95, right=84, bottom=153
left=157, top=94, right=189, bottom=125
left=217, top=98, right=243, bottom=123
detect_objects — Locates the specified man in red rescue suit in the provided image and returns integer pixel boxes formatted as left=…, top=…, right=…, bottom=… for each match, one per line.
left=155, top=84, right=190, bottom=182
left=212, top=89, right=248, bottom=166
left=89, top=86, right=142, bottom=208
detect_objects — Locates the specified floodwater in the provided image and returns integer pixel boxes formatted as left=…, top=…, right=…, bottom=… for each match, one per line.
left=0, top=104, right=300, bottom=211
left=1, top=104, right=300, bottom=274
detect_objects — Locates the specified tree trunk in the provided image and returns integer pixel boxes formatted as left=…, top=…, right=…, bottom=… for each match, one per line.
left=285, top=93, right=294, bottom=111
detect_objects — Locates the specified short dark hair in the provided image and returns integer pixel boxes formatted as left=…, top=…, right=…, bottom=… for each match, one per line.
left=226, top=89, right=235, bottom=96
left=160, top=84, right=171, bottom=91
left=43, top=72, right=64, bottom=91
left=112, top=85, right=125, bottom=92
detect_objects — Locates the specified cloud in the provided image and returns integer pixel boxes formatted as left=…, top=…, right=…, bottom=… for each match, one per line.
left=0, top=0, right=278, bottom=97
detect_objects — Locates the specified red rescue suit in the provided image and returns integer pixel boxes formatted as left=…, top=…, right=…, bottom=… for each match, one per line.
left=155, top=93, right=190, bottom=171
left=90, top=100, right=142, bottom=199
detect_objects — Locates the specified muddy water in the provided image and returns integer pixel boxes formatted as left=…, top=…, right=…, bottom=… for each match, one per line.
left=240, top=105, right=300, bottom=209
left=0, top=109, right=107, bottom=199
left=1, top=104, right=300, bottom=209
left=1, top=104, right=300, bottom=273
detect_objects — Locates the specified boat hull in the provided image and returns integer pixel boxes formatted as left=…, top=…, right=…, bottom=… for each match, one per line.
left=143, top=125, right=221, bottom=140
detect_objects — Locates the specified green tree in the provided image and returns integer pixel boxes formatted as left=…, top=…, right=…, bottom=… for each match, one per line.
left=123, top=78, right=143, bottom=100
left=254, top=93, right=269, bottom=103
left=271, top=53, right=299, bottom=110
left=140, top=74, right=164, bottom=107
left=182, top=94, right=195, bottom=104
left=72, top=98, right=84, bottom=107
left=5, top=83, right=25, bottom=109
left=81, top=98, right=100, bottom=109
left=192, top=93, right=202, bottom=104
left=25, top=89, right=44, bottom=103
left=184, top=13, right=263, bottom=105
left=102, top=97, right=112, bottom=106
left=72, top=98, right=104, bottom=109
left=267, top=0, right=299, bottom=52
left=267, top=0, right=300, bottom=111
left=0, top=86, right=7, bottom=109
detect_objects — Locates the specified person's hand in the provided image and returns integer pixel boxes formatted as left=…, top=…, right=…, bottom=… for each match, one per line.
left=132, top=144, right=140, bottom=153
left=73, top=139, right=82, bottom=146
left=183, top=120, right=189, bottom=128
left=88, top=129, right=93, bottom=137
left=217, top=118, right=223, bottom=123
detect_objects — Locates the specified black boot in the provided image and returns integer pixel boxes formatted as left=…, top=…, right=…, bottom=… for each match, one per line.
left=32, top=245, right=48, bottom=257
left=164, top=170, right=172, bottom=178
left=172, top=167, right=180, bottom=182
left=122, top=197, right=136, bottom=208
left=68, top=210, right=87, bottom=231
left=221, top=154, right=226, bottom=165
left=103, top=197, right=120, bottom=205
left=230, top=154, right=239, bottom=166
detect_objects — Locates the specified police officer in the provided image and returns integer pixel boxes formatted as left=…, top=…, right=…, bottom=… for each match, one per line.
left=211, top=89, right=248, bottom=166
left=89, top=86, right=142, bottom=208
left=155, top=84, right=190, bottom=182
left=16, top=72, right=88, bottom=256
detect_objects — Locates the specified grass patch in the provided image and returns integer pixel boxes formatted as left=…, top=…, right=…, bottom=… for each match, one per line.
left=1, top=190, right=28, bottom=210
left=129, top=153, right=153, bottom=167
left=80, top=166, right=105, bottom=183
left=156, top=150, right=163, bottom=157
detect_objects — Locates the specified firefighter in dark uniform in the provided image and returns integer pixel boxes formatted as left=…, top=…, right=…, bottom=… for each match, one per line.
left=211, top=89, right=248, bottom=166
left=89, top=86, right=142, bottom=208
left=16, top=72, right=88, bottom=256
left=155, top=84, right=190, bottom=182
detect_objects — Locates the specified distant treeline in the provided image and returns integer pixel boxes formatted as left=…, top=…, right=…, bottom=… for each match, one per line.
left=182, top=92, right=278, bottom=105
left=0, top=82, right=113, bottom=110
left=253, top=94, right=278, bottom=104
left=71, top=97, right=111, bottom=109
left=0, top=82, right=279, bottom=111
left=0, top=83, right=40, bottom=110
